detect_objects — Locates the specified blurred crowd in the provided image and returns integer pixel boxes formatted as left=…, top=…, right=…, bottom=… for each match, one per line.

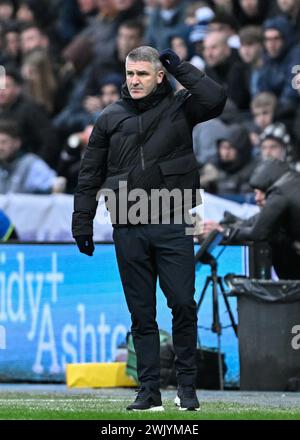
left=0, top=0, right=300, bottom=200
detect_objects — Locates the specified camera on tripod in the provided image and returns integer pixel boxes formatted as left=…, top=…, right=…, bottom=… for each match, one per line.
left=195, top=229, right=238, bottom=390
left=195, top=229, right=224, bottom=268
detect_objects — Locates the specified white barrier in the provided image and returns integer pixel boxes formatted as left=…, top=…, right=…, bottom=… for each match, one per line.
left=0, top=193, right=259, bottom=242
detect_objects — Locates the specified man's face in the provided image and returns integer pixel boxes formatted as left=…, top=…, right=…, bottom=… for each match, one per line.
left=171, top=37, right=188, bottom=61
left=208, top=23, right=234, bottom=38
left=260, top=138, right=285, bottom=160
left=219, top=141, right=237, bottom=162
left=78, top=0, right=97, bottom=13
left=101, top=84, right=120, bottom=107
left=254, top=189, right=266, bottom=208
left=5, top=31, right=20, bottom=56
left=239, top=42, right=262, bottom=64
left=0, top=76, right=21, bottom=106
left=203, top=33, right=230, bottom=67
left=277, top=0, right=296, bottom=13
left=253, top=107, right=273, bottom=129
left=240, top=0, right=258, bottom=15
left=20, top=28, right=47, bottom=54
left=126, top=60, right=164, bottom=99
left=117, top=26, right=142, bottom=60
left=0, top=133, right=21, bottom=161
left=0, top=2, right=14, bottom=21
left=264, top=29, right=284, bottom=58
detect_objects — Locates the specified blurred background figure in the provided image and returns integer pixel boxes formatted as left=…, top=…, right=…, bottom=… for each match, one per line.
left=0, top=67, right=60, bottom=168
left=0, top=120, right=65, bottom=194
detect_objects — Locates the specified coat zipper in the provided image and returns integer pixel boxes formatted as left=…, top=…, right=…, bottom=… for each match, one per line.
left=138, top=116, right=145, bottom=170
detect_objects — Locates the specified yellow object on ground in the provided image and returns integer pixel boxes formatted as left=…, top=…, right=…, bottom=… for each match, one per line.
left=66, top=362, right=137, bottom=388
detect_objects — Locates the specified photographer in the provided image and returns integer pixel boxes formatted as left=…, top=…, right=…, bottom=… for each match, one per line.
left=203, top=159, right=300, bottom=279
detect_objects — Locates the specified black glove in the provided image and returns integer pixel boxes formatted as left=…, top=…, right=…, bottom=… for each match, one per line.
left=75, top=235, right=95, bottom=256
left=159, top=48, right=181, bottom=75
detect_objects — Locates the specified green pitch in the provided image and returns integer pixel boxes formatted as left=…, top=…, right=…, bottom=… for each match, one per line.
left=1, top=391, right=300, bottom=420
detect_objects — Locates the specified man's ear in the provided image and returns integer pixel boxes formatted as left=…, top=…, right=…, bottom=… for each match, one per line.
left=157, top=69, right=165, bottom=84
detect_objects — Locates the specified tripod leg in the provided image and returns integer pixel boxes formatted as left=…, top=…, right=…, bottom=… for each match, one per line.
left=196, top=277, right=211, bottom=313
left=211, top=270, right=224, bottom=390
left=218, top=278, right=238, bottom=337
left=196, top=277, right=212, bottom=346
left=217, top=333, right=224, bottom=391
left=212, top=273, right=221, bottom=334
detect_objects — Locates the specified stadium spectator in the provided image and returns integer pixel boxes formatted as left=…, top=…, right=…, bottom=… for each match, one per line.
left=208, top=12, right=240, bottom=48
left=1, top=21, right=21, bottom=66
left=57, top=73, right=122, bottom=192
left=16, top=0, right=57, bottom=32
left=56, top=0, right=98, bottom=46
left=0, top=120, right=65, bottom=194
left=203, top=31, right=244, bottom=112
left=244, top=92, right=277, bottom=149
left=259, top=122, right=293, bottom=162
left=20, top=22, right=50, bottom=55
left=185, top=4, right=215, bottom=70
left=146, top=0, right=188, bottom=51
left=200, top=124, right=257, bottom=198
left=275, top=0, right=300, bottom=39
left=53, top=34, right=95, bottom=137
left=21, top=48, right=58, bottom=115
left=210, top=0, right=233, bottom=15
left=227, top=25, right=264, bottom=110
left=0, top=0, right=15, bottom=22
left=232, top=0, right=272, bottom=28
left=193, top=117, right=229, bottom=165
left=257, top=16, right=300, bottom=109
left=0, top=67, right=60, bottom=168
left=144, top=0, right=159, bottom=19
left=170, top=34, right=190, bottom=62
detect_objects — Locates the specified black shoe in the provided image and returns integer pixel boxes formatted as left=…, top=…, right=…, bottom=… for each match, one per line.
left=126, top=386, right=164, bottom=411
left=174, top=385, right=200, bottom=411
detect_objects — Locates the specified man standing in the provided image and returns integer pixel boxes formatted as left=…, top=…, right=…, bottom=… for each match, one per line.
left=72, top=46, right=226, bottom=411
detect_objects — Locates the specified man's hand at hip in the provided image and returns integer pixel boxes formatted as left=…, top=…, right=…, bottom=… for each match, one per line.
left=75, top=235, right=95, bottom=256
left=159, top=49, right=181, bottom=75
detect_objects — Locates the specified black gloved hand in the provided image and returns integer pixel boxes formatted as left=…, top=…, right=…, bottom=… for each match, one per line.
left=75, top=235, right=95, bottom=256
left=159, top=48, right=181, bottom=75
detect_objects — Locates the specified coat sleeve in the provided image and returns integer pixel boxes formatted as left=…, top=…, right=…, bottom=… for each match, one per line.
left=231, top=190, right=288, bottom=242
left=72, top=113, right=109, bottom=237
left=173, top=62, right=227, bottom=127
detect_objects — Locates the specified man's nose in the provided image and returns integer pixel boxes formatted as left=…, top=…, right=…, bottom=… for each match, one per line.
left=132, top=74, right=140, bottom=84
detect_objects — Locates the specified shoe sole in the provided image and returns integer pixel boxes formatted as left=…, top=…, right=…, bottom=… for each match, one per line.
left=128, top=406, right=165, bottom=412
left=174, top=396, right=200, bottom=411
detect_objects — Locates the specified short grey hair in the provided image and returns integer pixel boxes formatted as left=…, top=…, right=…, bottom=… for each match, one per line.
left=126, top=46, right=163, bottom=71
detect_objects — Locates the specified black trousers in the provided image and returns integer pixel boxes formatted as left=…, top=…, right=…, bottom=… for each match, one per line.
left=113, top=223, right=197, bottom=388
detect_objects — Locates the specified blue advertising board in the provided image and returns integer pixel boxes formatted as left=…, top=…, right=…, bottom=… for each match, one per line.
left=0, top=243, right=245, bottom=385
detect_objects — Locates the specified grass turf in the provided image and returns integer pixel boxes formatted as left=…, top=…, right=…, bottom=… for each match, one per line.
left=0, top=392, right=300, bottom=420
